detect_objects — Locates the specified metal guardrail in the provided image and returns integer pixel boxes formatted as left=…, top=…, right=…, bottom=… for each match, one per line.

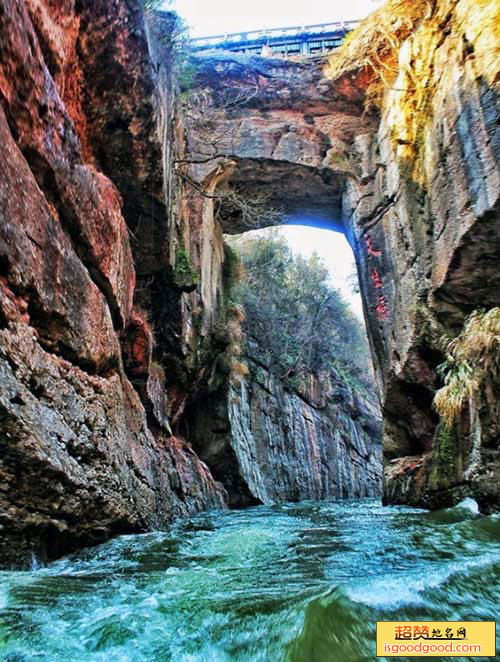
left=190, top=20, right=360, bottom=48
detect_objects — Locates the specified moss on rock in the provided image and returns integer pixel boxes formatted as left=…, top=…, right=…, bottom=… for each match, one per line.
left=174, top=243, right=198, bottom=290
left=429, top=422, right=461, bottom=489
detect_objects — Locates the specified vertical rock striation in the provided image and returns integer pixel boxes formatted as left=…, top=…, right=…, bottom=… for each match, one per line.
left=335, top=0, right=500, bottom=510
left=227, top=353, right=382, bottom=504
left=183, top=343, right=382, bottom=507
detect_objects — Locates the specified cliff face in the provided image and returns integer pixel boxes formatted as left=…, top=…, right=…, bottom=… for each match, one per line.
left=0, top=0, right=383, bottom=568
left=184, top=344, right=382, bottom=507
left=228, top=351, right=382, bottom=504
left=0, top=0, right=226, bottom=568
left=336, top=0, right=500, bottom=510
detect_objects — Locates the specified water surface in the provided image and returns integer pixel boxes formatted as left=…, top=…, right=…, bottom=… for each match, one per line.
left=0, top=499, right=498, bottom=661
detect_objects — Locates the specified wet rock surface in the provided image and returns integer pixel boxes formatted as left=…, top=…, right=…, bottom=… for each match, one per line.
left=228, top=355, right=382, bottom=504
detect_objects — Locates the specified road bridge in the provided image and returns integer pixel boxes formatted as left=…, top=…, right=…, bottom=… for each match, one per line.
left=190, top=21, right=359, bottom=57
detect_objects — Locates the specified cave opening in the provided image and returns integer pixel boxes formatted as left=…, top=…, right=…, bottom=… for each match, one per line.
left=224, top=221, right=378, bottom=402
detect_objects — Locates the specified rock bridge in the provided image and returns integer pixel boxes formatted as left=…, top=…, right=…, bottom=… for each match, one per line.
left=184, top=54, right=369, bottom=233
left=181, top=10, right=500, bottom=510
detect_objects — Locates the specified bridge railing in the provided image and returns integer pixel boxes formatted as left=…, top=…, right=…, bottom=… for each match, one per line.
left=190, top=20, right=360, bottom=49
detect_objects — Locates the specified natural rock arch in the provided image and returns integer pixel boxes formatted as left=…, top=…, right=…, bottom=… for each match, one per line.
left=180, top=37, right=500, bottom=511
left=182, top=54, right=369, bottom=235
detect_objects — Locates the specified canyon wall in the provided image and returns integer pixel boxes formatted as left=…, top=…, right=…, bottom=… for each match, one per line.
left=184, top=342, right=382, bottom=507
left=338, top=0, right=500, bottom=510
left=227, top=352, right=381, bottom=504
left=176, top=52, right=383, bottom=508
left=0, top=0, right=227, bottom=568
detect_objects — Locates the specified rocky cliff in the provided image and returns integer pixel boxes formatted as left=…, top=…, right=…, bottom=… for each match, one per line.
left=228, top=350, right=382, bottom=504
left=1, top=0, right=497, bottom=567
left=0, top=0, right=227, bottom=568
left=335, top=0, right=500, bottom=510
left=184, top=342, right=382, bottom=507
left=181, top=0, right=499, bottom=511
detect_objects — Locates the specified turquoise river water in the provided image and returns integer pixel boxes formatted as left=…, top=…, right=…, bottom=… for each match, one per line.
left=0, top=498, right=498, bottom=661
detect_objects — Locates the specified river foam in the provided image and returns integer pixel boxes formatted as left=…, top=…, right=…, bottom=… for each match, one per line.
left=0, top=499, right=498, bottom=661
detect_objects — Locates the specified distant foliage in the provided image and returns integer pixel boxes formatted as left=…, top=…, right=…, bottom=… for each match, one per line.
left=140, top=1, right=195, bottom=93
left=228, top=229, right=375, bottom=394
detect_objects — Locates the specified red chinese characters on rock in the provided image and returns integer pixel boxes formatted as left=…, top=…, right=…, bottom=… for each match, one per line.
left=364, top=234, right=389, bottom=321
left=375, top=295, right=389, bottom=320
left=370, top=268, right=383, bottom=289
left=365, top=234, right=382, bottom=258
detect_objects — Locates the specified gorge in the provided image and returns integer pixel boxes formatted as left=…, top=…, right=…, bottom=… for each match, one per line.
left=0, top=0, right=499, bottom=575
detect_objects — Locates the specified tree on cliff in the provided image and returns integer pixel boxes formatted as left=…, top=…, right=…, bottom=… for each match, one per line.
left=229, top=229, right=375, bottom=394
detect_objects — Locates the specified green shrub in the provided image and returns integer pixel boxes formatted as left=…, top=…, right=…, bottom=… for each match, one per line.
left=174, top=244, right=198, bottom=289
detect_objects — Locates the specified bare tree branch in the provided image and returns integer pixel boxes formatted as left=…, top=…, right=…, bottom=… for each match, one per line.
left=174, top=87, right=285, bottom=230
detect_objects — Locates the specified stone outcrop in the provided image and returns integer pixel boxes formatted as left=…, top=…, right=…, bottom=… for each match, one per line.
left=337, top=0, right=500, bottom=511
left=183, top=342, right=382, bottom=507
left=230, top=350, right=382, bottom=504
left=174, top=51, right=384, bottom=512
left=0, top=0, right=383, bottom=568
left=184, top=52, right=374, bottom=233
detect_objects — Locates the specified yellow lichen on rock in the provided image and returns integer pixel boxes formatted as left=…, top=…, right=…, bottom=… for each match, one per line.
left=324, top=0, right=430, bottom=107
left=384, top=14, right=443, bottom=183
left=323, top=0, right=428, bottom=79
left=456, top=0, right=500, bottom=87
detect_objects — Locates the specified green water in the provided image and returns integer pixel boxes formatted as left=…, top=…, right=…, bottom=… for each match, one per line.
left=0, top=499, right=498, bottom=661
